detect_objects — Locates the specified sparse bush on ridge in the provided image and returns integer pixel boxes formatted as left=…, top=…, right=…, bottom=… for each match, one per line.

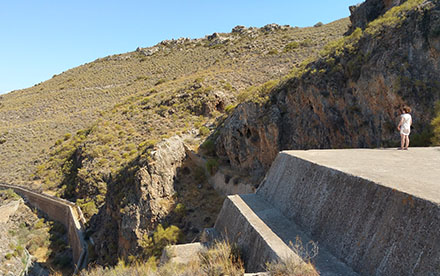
left=314, top=22, right=323, bottom=27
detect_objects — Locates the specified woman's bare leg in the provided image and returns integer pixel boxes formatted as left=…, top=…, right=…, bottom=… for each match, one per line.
left=405, top=135, right=410, bottom=149
left=400, top=134, right=405, bottom=149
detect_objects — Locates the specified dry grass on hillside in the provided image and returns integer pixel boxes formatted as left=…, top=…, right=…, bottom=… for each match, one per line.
left=0, top=18, right=350, bottom=186
left=81, top=240, right=244, bottom=276
left=0, top=189, right=73, bottom=275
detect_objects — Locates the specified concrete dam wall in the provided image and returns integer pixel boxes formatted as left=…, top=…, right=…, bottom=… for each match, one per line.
left=0, top=183, right=88, bottom=272
left=214, top=148, right=440, bottom=275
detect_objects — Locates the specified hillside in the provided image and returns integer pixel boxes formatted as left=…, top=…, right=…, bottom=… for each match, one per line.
left=0, top=19, right=349, bottom=186
left=1, top=0, right=439, bottom=274
left=0, top=19, right=351, bottom=266
left=216, top=0, right=440, bottom=184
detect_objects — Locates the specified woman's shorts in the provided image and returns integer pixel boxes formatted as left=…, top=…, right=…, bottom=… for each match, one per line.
left=400, top=127, right=410, bottom=136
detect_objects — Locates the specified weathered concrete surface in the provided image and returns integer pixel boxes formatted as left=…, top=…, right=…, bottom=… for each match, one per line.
left=257, top=148, right=440, bottom=276
left=160, top=243, right=205, bottom=265
left=0, top=184, right=87, bottom=272
left=277, top=147, right=440, bottom=204
left=215, top=194, right=357, bottom=275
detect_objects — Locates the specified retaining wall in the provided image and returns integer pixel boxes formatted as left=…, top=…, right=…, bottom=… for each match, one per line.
left=215, top=194, right=357, bottom=275
left=256, top=150, right=440, bottom=276
left=0, top=184, right=87, bottom=273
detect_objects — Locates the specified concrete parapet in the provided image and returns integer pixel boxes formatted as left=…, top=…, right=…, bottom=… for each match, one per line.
left=215, top=194, right=357, bottom=275
left=0, top=183, right=87, bottom=273
left=257, top=149, right=440, bottom=275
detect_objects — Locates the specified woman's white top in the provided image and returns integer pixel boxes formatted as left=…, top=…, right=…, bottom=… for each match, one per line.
left=400, top=113, right=412, bottom=135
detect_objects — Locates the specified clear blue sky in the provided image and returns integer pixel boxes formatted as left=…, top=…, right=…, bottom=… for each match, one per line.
left=0, top=0, right=361, bottom=94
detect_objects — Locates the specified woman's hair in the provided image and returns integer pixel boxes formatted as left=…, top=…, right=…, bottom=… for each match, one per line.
left=401, top=105, right=412, bottom=113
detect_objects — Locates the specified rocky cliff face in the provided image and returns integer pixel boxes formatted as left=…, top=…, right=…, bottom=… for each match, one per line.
left=216, top=0, right=440, bottom=183
left=348, top=0, right=408, bottom=34
left=88, top=136, right=187, bottom=263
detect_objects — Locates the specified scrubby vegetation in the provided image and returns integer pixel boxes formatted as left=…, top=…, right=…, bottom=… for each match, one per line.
left=80, top=240, right=244, bottom=276
left=0, top=188, right=20, bottom=202
left=0, top=19, right=350, bottom=186
left=1, top=19, right=349, bottom=267
left=432, top=101, right=440, bottom=145
left=139, top=224, right=183, bottom=258
left=266, top=238, right=319, bottom=276
left=81, top=238, right=320, bottom=276
left=365, top=0, right=425, bottom=36
left=0, top=192, right=73, bottom=275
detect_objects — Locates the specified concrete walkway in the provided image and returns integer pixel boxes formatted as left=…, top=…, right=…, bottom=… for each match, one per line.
left=285, top=147, right=440, bottom=204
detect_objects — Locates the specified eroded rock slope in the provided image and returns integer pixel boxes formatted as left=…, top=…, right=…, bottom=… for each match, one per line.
left=216, top=0, right=440, bottom=183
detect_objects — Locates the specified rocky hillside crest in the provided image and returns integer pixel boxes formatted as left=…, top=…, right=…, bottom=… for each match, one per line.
left=216, top=0, right=440, bottom=183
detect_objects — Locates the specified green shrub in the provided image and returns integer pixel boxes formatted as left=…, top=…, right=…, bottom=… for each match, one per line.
left=237, top=79, right=279, bottom=104
left=300, top=39, right=313, bottom=47
left=267, top=49, right=279, bottom=55
left=14, top=245, right=24, bottom=256
left=140, top=224, right=182, bottom=257
left=284, top=41, right=299, bottom=52
left=195, top=77, right=204, bottom=84
left=154, top=224, right=182, bottom=247
left=0, top=188, right=20, bottom=200
left=173, top=203, right=186, bottom=217
left=155, top=78, right=167, bottom=86
left=411, top=128, right=434, bottom=147
left=5, top=253, right=13, bottom=260
left=193, top=166, right=207, bottom=183
left=321, top=27, right=363, bottom=57
left=223, top=82, right=233, bottom=91
left=34, top=218, right=45, bottom=229
left=199, top=126, right=210, bottom=136
left=139, top=139, right=158, bottom=150
left=225, top=104, right=237, bottom=114
left=201, top=139, right=216, bottom=156
left=76, top=199, right=98, bottom=220
left=206, top=158, right=219, bottom=175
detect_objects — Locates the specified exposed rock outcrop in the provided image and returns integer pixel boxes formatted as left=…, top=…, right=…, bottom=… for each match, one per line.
left=89, top=136, right=187, bottom=263
left=348, top=0, right=408, bottom=34
left=216, top=0, right=440, bottom=184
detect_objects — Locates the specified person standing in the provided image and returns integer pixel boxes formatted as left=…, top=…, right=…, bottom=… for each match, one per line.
left=397, top=105, right=412, bottom=150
